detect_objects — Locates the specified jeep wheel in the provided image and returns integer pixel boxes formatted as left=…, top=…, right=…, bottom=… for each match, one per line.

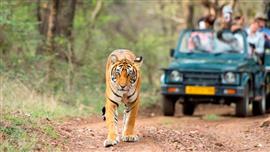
left=267, top=93, right=270, bottom=112
left=236, top=85, right=249, bottom=117
left=182, top=98, right=196, bottom=116
left=162, top=95, right=177, bottom=116
left=252, top=87, right=266, bottom=116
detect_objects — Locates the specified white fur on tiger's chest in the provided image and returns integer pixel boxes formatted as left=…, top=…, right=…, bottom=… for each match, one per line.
left=107, top=86, right=138, bottom=105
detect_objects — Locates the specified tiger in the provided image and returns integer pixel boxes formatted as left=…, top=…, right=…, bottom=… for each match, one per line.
left=102, top=49, right=143, bottom=147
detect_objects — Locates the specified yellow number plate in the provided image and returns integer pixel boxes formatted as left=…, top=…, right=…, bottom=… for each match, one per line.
left=185, top=86, right=215, bottom=95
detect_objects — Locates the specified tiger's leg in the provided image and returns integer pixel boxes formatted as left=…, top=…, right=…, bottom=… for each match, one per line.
left=122, top=98, right=140, bottom=142
left=104, top=98, right=119, bottom=147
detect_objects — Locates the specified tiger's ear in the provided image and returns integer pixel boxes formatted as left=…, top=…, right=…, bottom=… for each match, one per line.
left=134, top=56, right=143, bottom=67
left=111, top=55, right=118, bottom=64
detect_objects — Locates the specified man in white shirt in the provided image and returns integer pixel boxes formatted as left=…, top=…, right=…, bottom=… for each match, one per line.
left=246, top=19, right=265, bottom=57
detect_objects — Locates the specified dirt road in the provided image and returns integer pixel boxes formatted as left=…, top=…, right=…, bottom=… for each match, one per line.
left=57, top=104, right=270, bottom=152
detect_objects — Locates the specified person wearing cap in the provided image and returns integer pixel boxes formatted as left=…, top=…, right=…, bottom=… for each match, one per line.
left=256, top=13, right=268, bottom=29
left=255, top=13, right=270, bottom=49
left=231, top=15, right=246, bottom=32
left=246, top=18, right=265, bottom=64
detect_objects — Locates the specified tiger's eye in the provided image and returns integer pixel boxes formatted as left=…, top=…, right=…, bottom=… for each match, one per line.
left=111, top=75, right=116, bottom=82
left=126, top=66, right=134, bottom=76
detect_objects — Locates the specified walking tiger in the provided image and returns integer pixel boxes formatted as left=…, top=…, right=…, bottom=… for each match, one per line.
left=102, top=49, right=143, bottom=147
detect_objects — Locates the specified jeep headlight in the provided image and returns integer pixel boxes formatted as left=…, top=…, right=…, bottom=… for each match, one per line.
left=169, top=70, right=183, bottom=82
left=222, top=72, right=237, bottom=84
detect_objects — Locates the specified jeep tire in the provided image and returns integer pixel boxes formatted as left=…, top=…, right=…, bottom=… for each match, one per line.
left=236, top=85, right=249, bottom=117
left=252, top=87, right=266, bottom=116
left=182, top=98, right=196, bottom=116
left=162, top=95, right=177, bottom=116
left=267, top=93, right=270, bottom=112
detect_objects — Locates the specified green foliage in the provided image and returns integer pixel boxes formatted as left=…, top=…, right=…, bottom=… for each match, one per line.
left=0, top=125, right=25, bottom=139
left=3, top=114, right=29, bottom=126
left=42, top=125, right=59, bottom=139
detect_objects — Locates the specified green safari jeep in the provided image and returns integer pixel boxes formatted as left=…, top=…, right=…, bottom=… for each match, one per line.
left=161, top=29, right=270, bottom=117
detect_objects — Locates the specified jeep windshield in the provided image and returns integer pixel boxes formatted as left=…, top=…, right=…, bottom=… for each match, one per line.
left=176, top=30, right=246, bottom=54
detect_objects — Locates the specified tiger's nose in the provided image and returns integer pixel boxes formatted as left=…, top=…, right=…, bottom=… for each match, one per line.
left=120, top=85, right=125, bottom=89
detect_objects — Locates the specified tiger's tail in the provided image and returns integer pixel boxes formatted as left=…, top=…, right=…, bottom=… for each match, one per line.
left=102, top=106, right=106, bottom=121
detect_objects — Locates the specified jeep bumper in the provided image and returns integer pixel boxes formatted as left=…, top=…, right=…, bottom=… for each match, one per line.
left=161, top=84, right=245, bottom=97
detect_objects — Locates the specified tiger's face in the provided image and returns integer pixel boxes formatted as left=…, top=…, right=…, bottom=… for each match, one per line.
left=111, top=59, right=138, bottom=91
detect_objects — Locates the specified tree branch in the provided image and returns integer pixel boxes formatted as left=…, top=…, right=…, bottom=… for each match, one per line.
left=91, top=0, right=102, bottom=23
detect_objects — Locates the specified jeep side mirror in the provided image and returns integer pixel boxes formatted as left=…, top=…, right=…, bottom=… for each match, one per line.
left=170, top=48, right=175, bottom=57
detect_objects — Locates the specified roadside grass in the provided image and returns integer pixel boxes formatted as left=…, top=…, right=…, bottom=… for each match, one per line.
left=42, top=124, right=59, bottom=140
left=0, top=75, right=99, bottom=119
left=0, top=111, right=62, bottom=151
left=0, top=76, right=91, bottom=151
left=202, top=114, right=220, bottom=121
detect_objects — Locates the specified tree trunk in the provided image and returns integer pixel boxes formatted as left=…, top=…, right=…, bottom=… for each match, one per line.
left=36, top=0, right=76, bottom=90
left=201, top=0, right=219, bottom=18
left=183, top=1, right=194, bottom=28
left=54, top=0, right=76, bottom=37
left=264, top=0, right=270, bottom=21
left=158, top=0, right=168, bottom=35
left=37, top=0, right=56, bottom=53
left=81, top=0, right=103, bottom=62
left=36, top=0, right=76, bottom=61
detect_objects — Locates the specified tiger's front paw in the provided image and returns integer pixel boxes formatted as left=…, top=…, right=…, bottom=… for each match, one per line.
left=103, top=137, right=119, bottom=147
left=122, top=135, right=139, bottom=142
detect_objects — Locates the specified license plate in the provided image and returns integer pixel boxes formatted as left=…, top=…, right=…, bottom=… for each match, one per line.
left=185, top=86, right=215, bottom=95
